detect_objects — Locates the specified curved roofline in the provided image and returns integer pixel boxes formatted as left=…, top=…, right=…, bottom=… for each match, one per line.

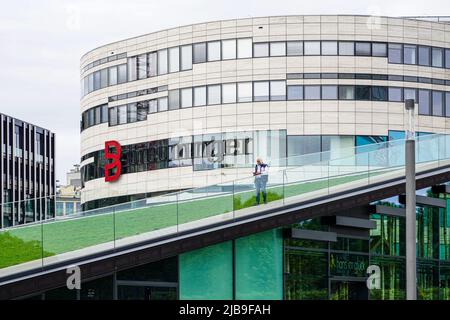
left=80, top=14, right=447, bottom=63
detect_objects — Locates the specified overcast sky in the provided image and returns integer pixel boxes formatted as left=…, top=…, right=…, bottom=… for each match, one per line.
left=0, top=0, right=449, bottom=182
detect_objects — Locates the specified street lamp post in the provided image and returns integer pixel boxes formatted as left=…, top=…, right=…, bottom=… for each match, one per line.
left=405, top=99, right=417, bottom=300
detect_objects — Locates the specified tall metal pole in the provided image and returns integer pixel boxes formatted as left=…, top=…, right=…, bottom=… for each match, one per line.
left=405, top=99, right=416, bottom=300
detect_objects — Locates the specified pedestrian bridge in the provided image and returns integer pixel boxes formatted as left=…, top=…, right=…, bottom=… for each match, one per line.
left=2, top=133, right=450, bottom=299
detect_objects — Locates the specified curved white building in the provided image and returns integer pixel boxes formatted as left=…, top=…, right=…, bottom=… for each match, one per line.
left=80, top=15, right=450, bottom=210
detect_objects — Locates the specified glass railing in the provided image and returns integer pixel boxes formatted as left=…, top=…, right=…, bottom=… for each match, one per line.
left=1, top=133, right=450, bottom=279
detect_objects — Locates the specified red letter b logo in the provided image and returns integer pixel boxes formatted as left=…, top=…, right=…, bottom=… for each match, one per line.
left=105, top=140, right=121, bottom=182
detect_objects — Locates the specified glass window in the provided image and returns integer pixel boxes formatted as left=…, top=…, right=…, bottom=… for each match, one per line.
left=148, top=99, right=158, bottom=113
left=136, top=54, right=147, bottom=80
left=181, top=88, right=192, bottom=108
left=108, top=107, right=117, bottom=126
left=88, top=73, right=94, bottom=92
left=100, top=68, right=108, bottom=88
left=93, top=71, right=101, bottom=90
left=321, top=41, right=337, bottom=55
left=270, top=81, right=286, bottom=101
left=404, top=88, right=417, bottom=102
left=207, top=85, right=221, bottom=105
left=101, top=105, right=108, bottom=123
left=446, top=93, right=450, bottom=116
left=168, top=89, right=180, bottom=110
left=95, top=106, right=101, bottom=125
left=418, top=89, right=431, bottom=115
left=222, top=83, right=236, bottom=103
left=118, top=105, right=127, bottom=124
left=253, top=43, right=269, bottom=57
left=388, top=44, right=403, bottom=63
left=388, top=87, right=403, bottom=102
left=356, top=86, right=371, bottom=100
left=207, top=41, right=221, bottom=61
left=137, top=102, right=147, bottom=121
left=371, top=86, right=388, bottom=101
left=237, top=82, right=252, bottom=102
left=372, top=43, right=387, bottom=57
left=168, top=47, right=179, bottom=73
left=355, top=42, right=371, bottom=56
left=432, top=47, right=443, bottom=67
left=339, top=42, right=354, bottom=56
left=321, top=85, right=338, bottom=100
left=287, top=85, right=303, bottom=100
left=222, top=39, right=236, bottom=60
left=180, top=45, right=192, bottom=71
left=304, top=85, right=321, bottom=100
left=147, top=52, right=158, bottom=77
left=270, top=42, right=286, bottom=56
left=158, top=97, right=168, bottom=111
left=237, top=38, right=252, bottom=58
left=418, top=46, right=431, bottom=66
left=194, top=86, right=207, bottom=106
left=193, top=42, right=207, bottom=63
left=127, top=103, right=137, bottom=123
left=339, top=86, right=355, bottom=100
left=108, top=66, right=117, bottom=86
left=304, top=41, right=320, bottom=55
left=253, top=81, right=269, bottom=101
left=158, top=49, right=168, bottom=75
left=287, top=41, right=303, bottom=56
left=88, top=108, right=95, bottom=126
left=446, top=49, right=450, bottom=68
left=403, top=45, right=417, bottom=65
left=127, top=57, right=137, bottom=81
left=432, top=91, right=444, bottom=116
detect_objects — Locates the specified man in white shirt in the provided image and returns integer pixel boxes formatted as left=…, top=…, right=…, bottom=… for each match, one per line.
left=253, top=157, right=269, bottom=205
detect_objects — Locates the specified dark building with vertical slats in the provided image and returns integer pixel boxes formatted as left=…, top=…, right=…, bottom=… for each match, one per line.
left=0, top=113, right=55, bottom=229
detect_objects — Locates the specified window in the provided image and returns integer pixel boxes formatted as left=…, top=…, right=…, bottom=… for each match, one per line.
left=270, top=81, right=286, bottom=101
left=137, top=102, right=147, bottom=121
left=287, top=41, right=303, bottom=56
left=287, top=85, right=303, bottom=100
left=372, top=43, right=387, bottom=57
left=109, top=107, right=117, bottom=126
left=148, top=52, right=158, bottom=76
left=339, top=42, right=354, bottom=56
left=446, top=49, right=450, bottom=68
left=253, top=81, right=269, bottom=101
left=207, top=41, right=221, bottom=61
left=222, top=83, right=236, bottom=103
left=180, top=45, right=192, bottom=71
left=237, top=38, right=252, bottom=58
left=193, top=43, right=207, bottom=63
left=355, top=42, right=371, bottom=56
left=371, top=86, right=388, bottom=101
left=127, top=103, right=137, bottom=123
left=100, top=68, right=108, bottom=88
left=181, top=88, right=192, bottom=108
left=321, top=85, right=338, bottom=100
left=207, top=85, right=221, bottom=105
left=321, top=41, right=337, bottom=55
left=388, top=87, right=403, bottom=102
left=254, top=43, right=269, bottom=57
left=403, top=45, right=417, bottom=65
left=339, top=86, right=355, bottom=100
left=158, top=97, right=168, bottom=111
left=88, top=108, right=95, bottom=126
left=168, top=89, right=180, bottom=110
left=222, top=39, right=236, bottom=60
left=404, top=88, right=417, bottom=102
left=118, top=106, right=127, bottom=124
left=194, top=86, right=206, bottom=106
left=432, top=91, right=444, bottom=116
left=168, top=47, right=179, bottom=73
left=287, top=136, right=322, bottom=165
left=446, top=93, right=450, bottom=116
left=432, top=47, right=443, bottom=67
left=158, top=49, right=168, bottom=74
left=304, top=41, right=320, bottom=55
left=148, top=99, right=158, bottom=113
left=237, top=82, right=252, bottom=102
left=127, top=57, right=137, bottom=81
left=93, top=71, right=101, bottom=90
left=95, top=106, right=101, bottom=125
left=418, top=89, right=430, bottom=115
left=356, top=86, right=371, bottom=100
left=304, top=85, right=321, bottom=100
left=101, top=105, right=108, bottom=123
left=418, top=46, right=431, bottom=66
left=388, top=44, right=402, bottom=63
left=88, top=73, right=93, bottom=92
left=270, top=42, right=286, bottom=56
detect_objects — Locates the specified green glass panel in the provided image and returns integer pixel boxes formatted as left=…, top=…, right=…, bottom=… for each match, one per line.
left=179, top=241, right=233, bottom=300
left=235, top=229, right=283, bottom=300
